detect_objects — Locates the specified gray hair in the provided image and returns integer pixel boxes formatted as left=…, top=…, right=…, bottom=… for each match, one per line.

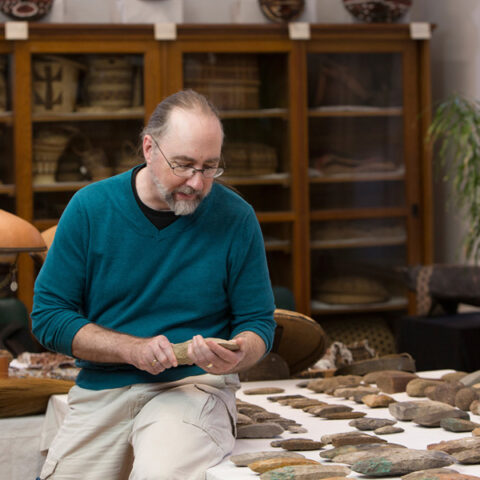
left=141, top=89, right=224, bottom=142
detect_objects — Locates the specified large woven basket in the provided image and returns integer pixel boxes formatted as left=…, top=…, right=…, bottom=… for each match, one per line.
left=114, top=141, right=140, bottom=174
left=32, top=56, right=84, bottom=113
left=314, top=274, right=390, bottom=305
left=33, top=128, right=74, bottom=184
left=274, top=308, right=327, bottom=374
left=223, top=142, right=277, bottom=176
left=184, top=54, right=260, bottom=110
left=85, top=56, right=133, bottom=110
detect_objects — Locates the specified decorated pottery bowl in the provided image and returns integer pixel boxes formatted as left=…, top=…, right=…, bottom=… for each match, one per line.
left=259, top=0, right=305, bottom=23
left=343, top=0, right=412, bottom=23
left=0, top=0, right=54, bottom=20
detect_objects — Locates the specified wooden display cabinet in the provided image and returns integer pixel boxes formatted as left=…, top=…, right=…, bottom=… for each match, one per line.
left=304, top=26, right=433, bottom=343
left=0, top=25, right=432, bottom=329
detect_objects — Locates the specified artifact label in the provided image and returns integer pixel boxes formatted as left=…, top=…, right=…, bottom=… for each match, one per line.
left=289, top=22, right=311, bottom=40
left=154, top=23, right=177, bottom=41
left=5, top=22, right=28, bottom=40
left=410, top=23, right=431, bottom=39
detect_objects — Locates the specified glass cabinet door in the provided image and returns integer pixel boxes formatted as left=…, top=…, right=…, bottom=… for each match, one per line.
left=307, top=52, right=408, bottom=353
left=31, top=53, right=145, bottom=227
left=0, top=53, right=14, bottom=214
left=182, top=51, right=294, bottom=294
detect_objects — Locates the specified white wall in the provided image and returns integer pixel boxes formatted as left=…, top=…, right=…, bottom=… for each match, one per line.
left=409, top=1, right=480, bottom=263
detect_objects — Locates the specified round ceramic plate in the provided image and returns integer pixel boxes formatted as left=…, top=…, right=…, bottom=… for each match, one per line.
left=0, top=0, right=53, bottom=20
left=259, top=0, right=305, bottom=23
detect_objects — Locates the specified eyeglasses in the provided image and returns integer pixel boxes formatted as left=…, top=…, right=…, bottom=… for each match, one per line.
left=150, top=136, right=224, bottom=179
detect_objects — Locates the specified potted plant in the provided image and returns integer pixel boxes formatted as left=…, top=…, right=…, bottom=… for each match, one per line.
left=428, top=93, right=480, bottom=262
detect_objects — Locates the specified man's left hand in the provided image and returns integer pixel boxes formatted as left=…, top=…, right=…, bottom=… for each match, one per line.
left=187, top=335, right=245, bottom=374
left=187, top=331, right=266, bottom=374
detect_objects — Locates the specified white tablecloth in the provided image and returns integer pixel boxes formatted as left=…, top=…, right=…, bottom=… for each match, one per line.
left=32, top=370, right=480, bottom=480
left=0, top=414, right=45, bottom=480
left=207, top=370, right=480, bottom=480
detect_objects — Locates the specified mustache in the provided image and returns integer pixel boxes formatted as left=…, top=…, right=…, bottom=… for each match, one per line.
left=174, top=186, right=202, bottom=196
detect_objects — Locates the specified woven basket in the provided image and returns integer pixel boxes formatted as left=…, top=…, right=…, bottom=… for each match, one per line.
left=223, top=142, right=277, bottom=176
left=33, top=128, right=74, bottom=184
left=85, top=56, right=133, bottom=110
left=184, top=54, right=260, bottom=110
left=223, top=143, right=249, bottom=176
left=82, top=148, right=112, bottom=181
left=314, top=274, right=390, bottom=305
left=249, top=143, right=278, bottom=175
left=114, top=141, right=140, bottom=174
left=32, top=56, right=84, bottom=113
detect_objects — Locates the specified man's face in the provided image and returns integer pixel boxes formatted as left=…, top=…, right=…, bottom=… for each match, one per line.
left=144, top=108, right=223, bottom=215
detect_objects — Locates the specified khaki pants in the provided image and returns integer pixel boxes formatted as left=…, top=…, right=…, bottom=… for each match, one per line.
left=39, top=374, right=239, bottom=480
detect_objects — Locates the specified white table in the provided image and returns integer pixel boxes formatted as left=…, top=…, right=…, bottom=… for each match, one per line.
left=35, top=370, right=480, bottom=480
left=207, top=371, right=480, bottom=480
left=0, top=414, right=45, bottom=480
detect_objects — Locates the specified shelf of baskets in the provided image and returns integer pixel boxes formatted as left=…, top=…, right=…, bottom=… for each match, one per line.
left=305, top=42, right=423, bottom=340
left=29, top=52, right=147, bottom=226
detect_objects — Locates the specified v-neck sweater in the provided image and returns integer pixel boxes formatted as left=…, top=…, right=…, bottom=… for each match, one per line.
left=31, top=170, right=276, bottom=390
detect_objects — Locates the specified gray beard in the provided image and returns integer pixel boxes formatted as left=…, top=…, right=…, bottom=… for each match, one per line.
left=152, top=175, right=204, bottom=215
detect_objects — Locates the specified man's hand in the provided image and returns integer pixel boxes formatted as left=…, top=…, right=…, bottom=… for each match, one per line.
left=187, top=335, right=245, bottom=374
left=128, top=335, right=178, bottom=375
left=72, top=324, right=178, bottom=375
left=187, top=332, right=265, bottom=374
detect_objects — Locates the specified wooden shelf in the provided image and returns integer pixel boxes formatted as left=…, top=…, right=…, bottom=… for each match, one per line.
left=32, top=110, right=145, bottom=123
left=265, top=239, right=291, bottom=252
left=0, top=111, right=13, bottom=125
left=0, top=184, right=15, bottom=195
left=308, top=106, right=403, bottom=117
left=311, top=295, right=408, bottom=315
left=224, top=173, right=290, bottom=186
left=33, top=181, right=91, bottom=192
left=219, top=108, right=288, bottom=120
left=311, top=235, right=406, bottom=250
left=310, top=208, right=408, bottom=221
left=309, top=168, right=405, bottom=183
left=256, top=212, right=295, bottom=223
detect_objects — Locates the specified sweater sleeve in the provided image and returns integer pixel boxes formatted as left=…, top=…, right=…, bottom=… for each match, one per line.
left=226, top=208, right=276, bottom=353
left=31, top=194, right=91, bottom=356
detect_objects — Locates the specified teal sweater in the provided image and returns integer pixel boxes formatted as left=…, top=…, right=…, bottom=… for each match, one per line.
left=31, top=171, right=276, bottom=390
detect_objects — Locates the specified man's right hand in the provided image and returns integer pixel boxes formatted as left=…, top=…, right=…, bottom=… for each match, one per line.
left=128, top=335, right=178, bottom=374
left=72, top=324, right=178, bottom=375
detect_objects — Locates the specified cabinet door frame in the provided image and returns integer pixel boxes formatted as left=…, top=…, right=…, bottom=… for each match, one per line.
left=167, top=26, right=309, bottom=312
left=12, top=25, right=164, bottom=310
left=306, top=26, right=432, bottom=316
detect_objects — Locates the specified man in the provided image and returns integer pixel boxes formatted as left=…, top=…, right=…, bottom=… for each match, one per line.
left=32, top=90, right=276, bottom=480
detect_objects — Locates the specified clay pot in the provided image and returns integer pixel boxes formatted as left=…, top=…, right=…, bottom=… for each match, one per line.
left=0, top=0, right=54, bottom=20
left=0, top=209, right=46, bottom=253
left=259, top=0, right=305, bottom=23
left=343, top=0, right=412, bottom=23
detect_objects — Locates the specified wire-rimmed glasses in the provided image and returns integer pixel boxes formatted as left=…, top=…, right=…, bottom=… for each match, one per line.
left=150, top=136, right=224, bottom=179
